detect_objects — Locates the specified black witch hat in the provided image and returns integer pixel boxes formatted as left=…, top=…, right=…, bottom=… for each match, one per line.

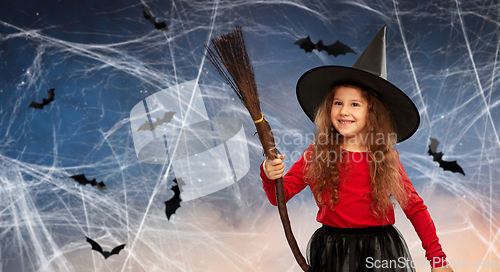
left=296, top=25, right=420, bottom=142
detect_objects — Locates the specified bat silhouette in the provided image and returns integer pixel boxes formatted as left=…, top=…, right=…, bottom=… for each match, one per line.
left=69, top=174, right=107, bottom=191
left=428, top=138, right=465, bottom=175
left=86, top=236, right=126, bottom=259
left=137, top=111, right=176, bottom=132
left=164, top=178, right=182, bottom=220
left=142, top=5, right=168, bottom=31
left=294, top=36, right=356, bottom=57
left=29, top=88, right=55, bottom=109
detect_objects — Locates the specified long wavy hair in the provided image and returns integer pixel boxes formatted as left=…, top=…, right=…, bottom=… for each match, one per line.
left=304, top=84, right=410, bottom=220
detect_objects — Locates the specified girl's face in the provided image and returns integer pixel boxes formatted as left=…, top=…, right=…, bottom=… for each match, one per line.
left=330, top=85, right=368, bottom=144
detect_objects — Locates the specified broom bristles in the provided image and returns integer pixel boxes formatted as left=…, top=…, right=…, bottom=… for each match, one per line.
left=205, top=27, right=259, bottom=112
left=205, top=25, right=276, bottom=159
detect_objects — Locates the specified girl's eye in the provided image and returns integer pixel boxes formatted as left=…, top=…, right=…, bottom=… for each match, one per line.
left=352, top=103, right=359, bottom=107
left=334, top=101, right=342, bottom=106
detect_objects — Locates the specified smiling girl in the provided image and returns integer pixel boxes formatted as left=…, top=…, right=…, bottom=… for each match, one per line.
left=330, top=84, right=369, bottom=151
left=261, top=26, right=453, bottom=272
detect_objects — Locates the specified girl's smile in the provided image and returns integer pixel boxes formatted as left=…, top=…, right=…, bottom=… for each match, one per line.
left=338, top=120, right=355, bottom=125
left=330, top=85, right=368, bottom=148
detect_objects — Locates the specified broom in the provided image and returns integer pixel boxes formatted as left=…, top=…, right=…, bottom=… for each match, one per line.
left=205, top=25, right=310, bottom=272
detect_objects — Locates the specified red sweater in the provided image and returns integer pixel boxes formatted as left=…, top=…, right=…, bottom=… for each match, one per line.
left=261, top=146, right=447, bottom=268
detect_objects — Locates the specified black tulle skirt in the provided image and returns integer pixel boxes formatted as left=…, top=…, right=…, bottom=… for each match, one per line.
left=307, top=225, right=416, bottom=272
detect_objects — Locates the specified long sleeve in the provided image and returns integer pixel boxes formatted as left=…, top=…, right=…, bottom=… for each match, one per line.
left=260, top=148, right=310, bottom=206
left=260, top=147, right=448, bottom=268
left=398, top=159, right=448, bottom=268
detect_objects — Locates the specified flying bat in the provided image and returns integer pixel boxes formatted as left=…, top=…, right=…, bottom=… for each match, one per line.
left=137, top=111, right=176, bottom=132
left=164, top=178, right=182, bottom=220
left=294, top=36, right=356, bottom=57
left=142, top=5, right=168, bottom=31
left=69, top=174, right=107, bottom=190
left=85, top=237, right=126, bottom=259
left=428, top=138, right=465, bottom=175
left=29, top=88, right=55, bottom=109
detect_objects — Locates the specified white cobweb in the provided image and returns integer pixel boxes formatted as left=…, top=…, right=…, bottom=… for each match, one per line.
left=0, top=0, right=498, bottom=271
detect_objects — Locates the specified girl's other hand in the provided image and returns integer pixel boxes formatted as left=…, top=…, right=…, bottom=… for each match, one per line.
left=264, top=154, right=286, bottom=180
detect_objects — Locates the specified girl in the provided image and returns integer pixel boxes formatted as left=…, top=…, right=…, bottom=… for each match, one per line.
left=260, top=26, right=453, bottom=272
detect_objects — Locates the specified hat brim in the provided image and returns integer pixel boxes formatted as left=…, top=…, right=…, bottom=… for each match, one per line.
left=296, top=66, right=420, bottom=143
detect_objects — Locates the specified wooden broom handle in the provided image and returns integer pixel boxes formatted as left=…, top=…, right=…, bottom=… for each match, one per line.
left=275, top=176, right=310, bottom=271
left=204, top=25, right=309, bottom=271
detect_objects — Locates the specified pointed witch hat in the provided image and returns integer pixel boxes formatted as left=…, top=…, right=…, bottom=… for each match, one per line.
left=296, top=25, right=419, bottom=142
